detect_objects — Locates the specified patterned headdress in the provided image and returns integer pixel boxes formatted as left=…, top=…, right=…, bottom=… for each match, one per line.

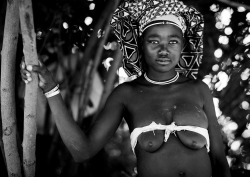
left=111, top=0, right=204, bottom=79
left=140, top=14, right=186, bottom=35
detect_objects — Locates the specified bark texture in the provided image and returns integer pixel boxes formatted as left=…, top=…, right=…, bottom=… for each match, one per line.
left=1, top=0, right=22, bottom=176
left=19, top=0, right=39, bottom=176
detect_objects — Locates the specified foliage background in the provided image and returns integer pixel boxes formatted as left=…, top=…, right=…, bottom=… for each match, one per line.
left=0, top=0, right=250, bottom=176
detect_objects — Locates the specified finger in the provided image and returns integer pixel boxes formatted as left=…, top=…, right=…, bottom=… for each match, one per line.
left=20, top=65, right=31, bottom=77
left=38, top=59, right=44, bottom=67
left=20, top=64, right=30, bottom=74
left=39, top=81, right=45, bottom=88
left=21, top=56, right=25, bottom=62
left=21, top=73, right=28, bottom=82
left=22, top=62, right=25, bottom=69
left=38, top=74, right=46, bottom=83
left=26, top=65, right=33, bottom=71
left=20, top=60, right=26, bottom=69
left=27, top=65, right=43, bottom=73
left=24, top=70, right=31, bottom=77
left=21, top=72, right=29, bottom=84
left=27, top=75, right=32, bottom=82
left=21, top=71, right=30, bottom=80
left=23, top=79, right=29, bottom=84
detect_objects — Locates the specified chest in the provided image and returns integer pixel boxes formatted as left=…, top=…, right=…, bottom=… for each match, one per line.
left=124, top=83, right=205, bottom=129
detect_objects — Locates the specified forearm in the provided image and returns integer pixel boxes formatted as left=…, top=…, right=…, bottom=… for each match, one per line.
left=47, top=94, right=93, bottom=162
left=22, top=62, right=105, bottom=161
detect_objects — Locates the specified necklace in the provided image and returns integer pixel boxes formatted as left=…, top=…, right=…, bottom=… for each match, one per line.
left=144, top=72, right=179, bottom=85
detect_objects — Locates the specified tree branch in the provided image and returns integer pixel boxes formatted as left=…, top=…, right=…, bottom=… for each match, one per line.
left=217, top=0, right=250, bottom=10
left=1, top=0, right=22, bottom=176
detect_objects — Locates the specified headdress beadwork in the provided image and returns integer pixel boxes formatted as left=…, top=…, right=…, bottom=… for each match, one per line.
left=111, top=0, right=204, bottom=79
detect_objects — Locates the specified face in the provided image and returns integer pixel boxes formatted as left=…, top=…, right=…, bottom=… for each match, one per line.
left=142, top=24, right=184, bottom=74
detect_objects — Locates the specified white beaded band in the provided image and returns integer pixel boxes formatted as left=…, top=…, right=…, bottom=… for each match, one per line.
left=45, top=89, right=60, bottom=98
left=44, top=84, right=60, bottom=98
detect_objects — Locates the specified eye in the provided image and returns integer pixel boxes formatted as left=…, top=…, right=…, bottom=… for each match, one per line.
left=147, top=40, right=159, bottom=44
left=169, top=40, right=179, bottom=44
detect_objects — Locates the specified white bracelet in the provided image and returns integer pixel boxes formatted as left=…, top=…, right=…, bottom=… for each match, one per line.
left=45, top=89, right=60, bottom=98
left=44, top=84, right=59, bottom=97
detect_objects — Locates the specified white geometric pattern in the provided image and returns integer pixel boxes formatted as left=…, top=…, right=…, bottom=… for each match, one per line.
left=111, top=0, right=204, bottom=79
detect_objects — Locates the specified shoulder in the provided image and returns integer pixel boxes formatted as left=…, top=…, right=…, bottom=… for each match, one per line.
left=179, top=75, right=209, bottom=89
left=195, top=79, right=211, bottom=95
left=192, top=79, right=214, bottom=107
left=193, top=79, right=210, bottom=89
left=180, top=76, right=213, bottom=102
left=183, top=76, right=210, bottom=92
left=108, top=78, right=139, bottom=100
left=188, top=78, right=212, bottom=97
left=111, top=82, right=132, bottom=96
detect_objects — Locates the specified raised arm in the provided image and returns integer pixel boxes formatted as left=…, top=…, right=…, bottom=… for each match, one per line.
left=200, top=82, right=231, bottom=177
left=21, top=60, right=124, bottom=162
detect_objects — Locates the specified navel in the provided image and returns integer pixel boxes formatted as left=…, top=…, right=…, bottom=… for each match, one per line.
left=178, top=171, right=186, bottom=177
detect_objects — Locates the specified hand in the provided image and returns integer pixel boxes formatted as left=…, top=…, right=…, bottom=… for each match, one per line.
left=20, top=57, right=58, bottom=93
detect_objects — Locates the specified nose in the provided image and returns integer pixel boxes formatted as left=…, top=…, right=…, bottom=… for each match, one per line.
left=159, top=44, right=169, bottom=55
left=159, top=50, right=169, bottom=55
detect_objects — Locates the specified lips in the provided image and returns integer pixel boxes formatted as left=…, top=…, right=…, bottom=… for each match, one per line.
left=156, top=58, right=171, bottom=65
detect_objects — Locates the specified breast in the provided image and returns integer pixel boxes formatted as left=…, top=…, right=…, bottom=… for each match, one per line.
left=132, top=104, right=209, bottom=153
left=173, top=104, right=208, bottom=150
left=173, top=104, right=208, bottom=128
left=137, top=130, right=165, bottom=152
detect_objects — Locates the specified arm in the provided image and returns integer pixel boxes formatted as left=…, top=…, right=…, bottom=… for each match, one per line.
left=21, top=60, right=124, bottom=162
left=47, top=86, right=124, bottom=162
left=200, top=82, right=231, bottom=177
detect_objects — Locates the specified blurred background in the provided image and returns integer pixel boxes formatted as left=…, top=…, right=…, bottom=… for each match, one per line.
left=0, top=0, right=250, bottom=176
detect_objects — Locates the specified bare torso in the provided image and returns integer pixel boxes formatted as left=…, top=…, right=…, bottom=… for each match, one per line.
left=121, top=75, right=212, bottom=177
left=136, top=137, right=211, bottom=177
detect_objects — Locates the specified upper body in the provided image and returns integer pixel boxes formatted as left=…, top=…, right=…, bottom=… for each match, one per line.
left=21, top=2, right=231, bottom=176
left=106, top=73, right=216, bottom=177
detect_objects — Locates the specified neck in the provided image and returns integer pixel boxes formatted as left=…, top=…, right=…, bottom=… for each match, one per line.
left=146, top=70, right=177, bottom=82
left=144, top=72, right=179, bottom=85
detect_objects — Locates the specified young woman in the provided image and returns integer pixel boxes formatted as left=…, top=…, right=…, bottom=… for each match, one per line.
left=21, top=0, right=231, bottom=176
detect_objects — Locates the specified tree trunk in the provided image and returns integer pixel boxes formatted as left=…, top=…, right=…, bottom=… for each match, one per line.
left=78, top=25, right=111, bottom=123
left=78, top=0, right=121, bottom=123
left=19, top=0, right=39, bottom=176
left=90, top=45, right=122, bottom=125
left=97, top=46, right=122, bottom=112
left=1, top=0, right=22, bottom=176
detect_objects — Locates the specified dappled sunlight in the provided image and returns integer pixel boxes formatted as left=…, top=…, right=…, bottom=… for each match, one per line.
left=219, top=35, right=229, bottom=45
left=230, top=139, right=242, bottom=152
left=1, top=0, right=250, bottom=176
left=102, top=57, right=114, bottom=71
left=84, top=16, right=93, bottom=26
left=224, top=27, right=233, bottom=35
left=214, top=48, right=223, bottom=58
left=206, top=2, right=250, bottom=172
left=214, top=71, right=229, bottom=91
left=242, top=122, right=250, bottom=138
left=89, top=3, right=95, bottom=10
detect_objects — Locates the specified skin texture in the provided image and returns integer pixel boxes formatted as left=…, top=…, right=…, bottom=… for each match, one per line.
left=142, top=24, right=183, bottom=79
left=20, top=24, right=231, bottom=177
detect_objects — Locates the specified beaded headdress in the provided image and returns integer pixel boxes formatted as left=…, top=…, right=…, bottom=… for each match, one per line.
left=140, top=9, right=186, bottom=35
left=111, top=0, right=204, bottom=79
